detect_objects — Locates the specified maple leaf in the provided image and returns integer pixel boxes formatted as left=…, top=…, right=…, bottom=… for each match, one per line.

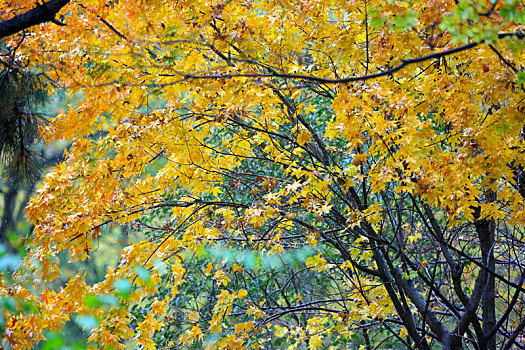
left=297, top=130, right=312, bottom=146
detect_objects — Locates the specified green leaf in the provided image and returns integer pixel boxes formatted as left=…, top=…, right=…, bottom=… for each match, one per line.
left=0, top=297, right=17, bottom=313
left=41, top=332, right=64, bottom=350
left=75, top=315, right=99, bottom=331
left=113, top=278, right=132, bottom=299
left=393, top=9, right=419, bottom=30
left=0, top=254, right=20, bottom=271
left=23, top=301, right=39, bottom=314
left=262, top=254, right=282, bottom=269
left=153, top=259, right=167, bottom=274
left=242, top=251, right=258, bottom=270
left=96, top=294, right=119, bottom=306
left=84, top=294, right=100, bottom=308
left=134, top=266, right=152, bottom=284
left=517, top=71, right=525, bottom=84
left=69, top=343, right=89, bottom=350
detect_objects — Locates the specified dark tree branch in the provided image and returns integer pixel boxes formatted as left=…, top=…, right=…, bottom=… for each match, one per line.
left=0, top=0, right=70, bottom=40
left=181, top=32, right=524, bottom=85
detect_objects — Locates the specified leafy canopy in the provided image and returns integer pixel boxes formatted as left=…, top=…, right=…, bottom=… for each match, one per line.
left=1, top=0, right=525, bottom=349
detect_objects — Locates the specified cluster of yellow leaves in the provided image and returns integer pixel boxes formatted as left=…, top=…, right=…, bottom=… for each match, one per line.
left=271, top=279, right=396, bottom=350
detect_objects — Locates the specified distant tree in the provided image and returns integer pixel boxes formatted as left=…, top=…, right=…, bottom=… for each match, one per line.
left=0, top=0, right=69, bottom=250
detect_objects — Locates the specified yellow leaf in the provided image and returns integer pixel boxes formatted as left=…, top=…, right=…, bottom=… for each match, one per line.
left=188, top=324, right=203, bottom=340
left=297, top=130, right=312, bottom=146
left=400, top=327, right=408, bottom=338
left=210, top=187, right=222, bottom=197
left=188, top=311, right=200, bottom=323
left=306, top=254, right=329, bottom=271
left=205, top=262, right=213, bottom=275
left=352, top=153, right=367, bottom=165
left=309, top=334, right=323, bottom=349
left=238, top=289, right=248, bottom=299
left=232, top=263, right=244, bottom=273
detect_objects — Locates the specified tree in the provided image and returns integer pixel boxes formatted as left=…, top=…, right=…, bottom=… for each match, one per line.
left=2, top=0, right=525, bottom=349
left=0, top=6, right=64, bottom=252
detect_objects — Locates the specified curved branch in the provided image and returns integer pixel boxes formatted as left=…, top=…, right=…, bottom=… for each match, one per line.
left=183, top=32, right=524, bottom=84
left=0, top=0, right=70, bottom=39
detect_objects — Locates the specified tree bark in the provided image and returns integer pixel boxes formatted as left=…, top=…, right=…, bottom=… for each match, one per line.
left=0, top=0, right=70, bottom=39
left=0, top=188, right=17, bottom=253
left=475, top=214, right=496, bottom=350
